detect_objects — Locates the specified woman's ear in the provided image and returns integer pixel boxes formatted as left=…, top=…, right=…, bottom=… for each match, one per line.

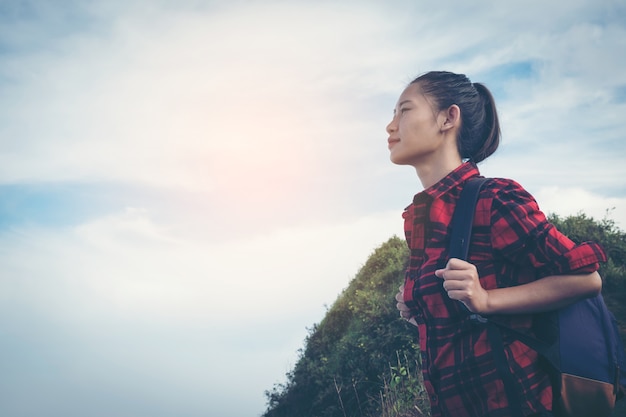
left=441, top=104, right=461, bottom=132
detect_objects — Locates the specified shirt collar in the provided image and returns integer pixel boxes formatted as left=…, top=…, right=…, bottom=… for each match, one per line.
left=413, top=162, right=481, bottom=204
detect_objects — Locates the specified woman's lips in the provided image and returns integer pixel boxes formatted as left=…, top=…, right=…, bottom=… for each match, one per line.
left=387, top=138, right=400, bottom=149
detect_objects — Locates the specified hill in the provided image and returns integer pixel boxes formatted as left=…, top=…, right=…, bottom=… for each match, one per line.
left=263, top=213, right=626, bottom=417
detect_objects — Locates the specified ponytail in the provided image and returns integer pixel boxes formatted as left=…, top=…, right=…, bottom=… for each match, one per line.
left=410, top=71, right=501, bottom=163
left=470, top=83, right=500, bottom=163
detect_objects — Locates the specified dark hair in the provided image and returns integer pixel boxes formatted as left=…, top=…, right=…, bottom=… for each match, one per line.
left=411, top=71, right=500, bottom=163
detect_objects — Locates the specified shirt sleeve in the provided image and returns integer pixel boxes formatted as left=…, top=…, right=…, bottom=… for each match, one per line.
left=489, top=179, right=607, bottom=278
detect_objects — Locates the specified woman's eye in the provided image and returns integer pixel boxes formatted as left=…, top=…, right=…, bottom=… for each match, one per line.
left=400, top=107, right=410, bottom=113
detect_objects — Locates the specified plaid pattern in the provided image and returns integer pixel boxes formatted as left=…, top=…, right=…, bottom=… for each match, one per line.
left=402, top=162, right=606, bottom=417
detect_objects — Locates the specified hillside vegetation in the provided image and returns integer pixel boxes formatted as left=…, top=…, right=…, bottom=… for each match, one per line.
left=263, top=213, right=626, bottom=417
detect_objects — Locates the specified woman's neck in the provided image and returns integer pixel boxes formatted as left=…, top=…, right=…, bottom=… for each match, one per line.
left=414, top=158, right=463, bottom=190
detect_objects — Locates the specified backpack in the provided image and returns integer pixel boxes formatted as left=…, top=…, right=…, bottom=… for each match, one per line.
left=450, top=177, right=626, bottom=417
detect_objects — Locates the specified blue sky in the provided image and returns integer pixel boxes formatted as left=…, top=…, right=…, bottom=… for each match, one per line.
left=1, top=1, right=626, bottom=416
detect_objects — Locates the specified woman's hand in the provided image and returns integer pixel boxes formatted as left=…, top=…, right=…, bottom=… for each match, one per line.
left=396, top=285, right=417, bottom=326
left=435, top=258, right=489, bottom=314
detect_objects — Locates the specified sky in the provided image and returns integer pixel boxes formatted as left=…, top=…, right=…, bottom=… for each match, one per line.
left=0, top=0, right=625, bottom=416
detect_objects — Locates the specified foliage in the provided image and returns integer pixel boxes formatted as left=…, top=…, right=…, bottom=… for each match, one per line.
left=379, top=351, right=429, bottom=417
left=263, top=213, right=626, bottom=417
left=263, top=236, right=428, bottom=417
left=548, top=211, right=626, bottom=291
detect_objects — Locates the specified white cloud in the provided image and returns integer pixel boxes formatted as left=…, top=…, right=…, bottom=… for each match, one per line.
left=0, top=206, right=403, bottom=416
left=0, top=2, right=405, bottom=190
left=534, top=186, right=626, bottom=228
left=0, top=206, right=403, bottom=323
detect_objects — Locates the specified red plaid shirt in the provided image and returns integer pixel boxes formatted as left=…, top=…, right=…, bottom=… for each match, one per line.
left=402, top=162, right=607, bottom=417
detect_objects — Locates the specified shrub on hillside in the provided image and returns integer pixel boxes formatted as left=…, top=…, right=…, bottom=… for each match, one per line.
left=263, top=237, right=428, bottom=417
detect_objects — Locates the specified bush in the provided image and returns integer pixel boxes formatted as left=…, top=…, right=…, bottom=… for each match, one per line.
left=548, top=211, right=626, bottom=292
left=263, top=237, right=428, bottom=417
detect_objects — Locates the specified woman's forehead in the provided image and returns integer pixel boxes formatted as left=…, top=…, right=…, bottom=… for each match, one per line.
left=397, top=83, right=424, bottom=104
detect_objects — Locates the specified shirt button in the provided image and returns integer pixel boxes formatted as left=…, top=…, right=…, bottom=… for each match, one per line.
left=430, top=394, right=438, bottom=404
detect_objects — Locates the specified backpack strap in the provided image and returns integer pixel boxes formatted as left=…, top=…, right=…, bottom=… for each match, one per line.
left=450, top=177, right=525, bottom=417
left=449, top=177, right=489, bottom=323
left=449, top=177, right=488, bottom=260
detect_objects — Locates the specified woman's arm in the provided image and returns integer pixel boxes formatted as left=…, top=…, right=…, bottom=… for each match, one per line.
left=435, top=258, right=602, bottom=315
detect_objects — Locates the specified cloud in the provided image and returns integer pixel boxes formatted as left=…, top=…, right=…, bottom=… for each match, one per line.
left=1, top=205, right=402, bottom=320
left=0, top=205, right=402, bottom=416
left=0, top=1, right=421, bottom=244
left=5, top=0, right=621, bottom=219
left=0, top=1, right=402, bottom=187
left=534, top=186, right=626, bottom=227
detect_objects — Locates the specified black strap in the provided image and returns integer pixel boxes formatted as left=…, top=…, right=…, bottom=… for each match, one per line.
left=450, top=177, right=525, bottom=417
left=449, top=177, right=488, bottom=260
left=487, top=324, right=525, bottom=415
left=450, top=177, right=489, bottom=322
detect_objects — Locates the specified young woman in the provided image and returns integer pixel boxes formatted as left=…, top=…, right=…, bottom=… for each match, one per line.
left=389, top=71, right=606, bottom=417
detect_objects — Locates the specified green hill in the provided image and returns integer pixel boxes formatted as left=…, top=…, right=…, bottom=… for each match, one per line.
left=263, top=213, right=626, bottom=417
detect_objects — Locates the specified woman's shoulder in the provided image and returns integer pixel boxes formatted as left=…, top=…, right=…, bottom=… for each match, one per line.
left=478, top=176, right=535, bottom=200
left=475, top=176, right=542, bottom=221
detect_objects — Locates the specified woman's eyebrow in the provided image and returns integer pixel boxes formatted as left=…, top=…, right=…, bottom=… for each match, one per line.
left=394, top=99, right=413, bottom=114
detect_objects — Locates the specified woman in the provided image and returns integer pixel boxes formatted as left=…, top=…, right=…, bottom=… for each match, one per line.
left=389, top=71, right=606, bottom=417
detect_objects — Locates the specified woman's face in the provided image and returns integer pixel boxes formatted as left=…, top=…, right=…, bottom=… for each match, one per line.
left=386, top=83, right=447, bottom=166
